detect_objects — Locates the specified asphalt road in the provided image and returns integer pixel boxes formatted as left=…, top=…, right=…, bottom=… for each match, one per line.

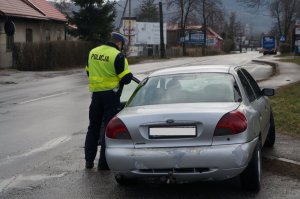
left=1, top=51, right=299, bottom=198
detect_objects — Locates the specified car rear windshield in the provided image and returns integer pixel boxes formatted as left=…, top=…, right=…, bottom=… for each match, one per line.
left=127, top=73, right=242, bottom=107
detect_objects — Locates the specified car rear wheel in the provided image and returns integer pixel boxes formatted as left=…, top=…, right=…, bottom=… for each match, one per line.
left=264, top=111, right=275, bottom=147
left=240, top=140, right=262, bottom=192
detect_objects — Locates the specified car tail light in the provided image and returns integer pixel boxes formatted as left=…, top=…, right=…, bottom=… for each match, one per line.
left=106, top=116, right=131, bottom=139
left=214, top=110, right=247, bottom=136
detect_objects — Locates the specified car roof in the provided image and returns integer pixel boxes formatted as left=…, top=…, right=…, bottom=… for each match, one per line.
left=149, top=65, right=236, bottom=77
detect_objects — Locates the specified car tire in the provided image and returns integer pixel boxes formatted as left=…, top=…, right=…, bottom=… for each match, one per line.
left=240, top=140, right=262, bottom=193
left=264, top=112, right=276, bottom=147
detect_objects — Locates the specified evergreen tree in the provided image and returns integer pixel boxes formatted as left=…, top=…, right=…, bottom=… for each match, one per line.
left=136, top=0, right=159, bottom=22
left=68, top=0, right=116, bottom=44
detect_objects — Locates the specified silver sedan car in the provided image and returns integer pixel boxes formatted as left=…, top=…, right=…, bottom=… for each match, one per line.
left=105, top=65, right=275, bottom=192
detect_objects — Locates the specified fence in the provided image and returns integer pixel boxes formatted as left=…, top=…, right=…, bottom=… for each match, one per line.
left=12, top=41, right=223, bottom=71
left=13, top=41, right=93, bottom=71
left=166, top=46, right=222, bottom=57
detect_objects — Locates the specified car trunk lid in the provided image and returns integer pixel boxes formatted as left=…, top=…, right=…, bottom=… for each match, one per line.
left=118, top=103, right=240, bottom=148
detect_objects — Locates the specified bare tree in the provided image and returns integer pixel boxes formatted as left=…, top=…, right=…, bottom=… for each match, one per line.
left=167, top=0, right=198, bottom=55
left=239, top=0, right=300, bottom=44
left=54, top=0, right=70, bottom=16
left=225, top=12, right=244, bottom=40
left=236, top=0, right=270, bottom=8
left=136, top=0, right=159, bottom=22
left=222, top=12, right=244, bottom=52
left=205, top=2, right=224, bottom=33
left=282, top=0, right=297, bottom=36
left=167, top=0, right=224, bottom=55
left=270, top=0, right=298, bottom=42
left=195, top=0, right=223, bottom=32
left=196, top=0, right=223, bottom=55
left=270, top=0, right=282, bottom=36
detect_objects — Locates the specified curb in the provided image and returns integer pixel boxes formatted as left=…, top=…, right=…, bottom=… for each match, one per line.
left=252, top=59, right=279, bottom=82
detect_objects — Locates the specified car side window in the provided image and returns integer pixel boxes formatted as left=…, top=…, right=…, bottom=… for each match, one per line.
left=237, top=70, right=256, bottom=102
left=241, top=69, right=262, bottom=99
left=120, top=79, right=139, bottom=103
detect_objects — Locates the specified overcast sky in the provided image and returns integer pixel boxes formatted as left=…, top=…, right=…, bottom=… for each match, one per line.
left=49, top=0, right=274, bottom=34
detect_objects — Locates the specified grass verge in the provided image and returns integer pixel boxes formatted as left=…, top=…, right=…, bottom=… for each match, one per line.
left=270, top=81, right=300, bottom=138
left=277, top=54, right=300, bottom=65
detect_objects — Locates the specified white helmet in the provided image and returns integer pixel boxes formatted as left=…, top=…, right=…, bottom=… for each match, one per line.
left=111, top=32, right=128, bottom=44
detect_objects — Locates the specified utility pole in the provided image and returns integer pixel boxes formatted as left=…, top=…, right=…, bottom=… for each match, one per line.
left=202, top=0, right=206, bottom=56
left=128, top=0, right=131, bottom=47
left=159, top=1, right=165, bottom=58
left=118, top=0, right=129, bottom=30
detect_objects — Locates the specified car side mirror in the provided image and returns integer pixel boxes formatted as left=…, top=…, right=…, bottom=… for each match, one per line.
left=262, top=88, right=275, bottom=96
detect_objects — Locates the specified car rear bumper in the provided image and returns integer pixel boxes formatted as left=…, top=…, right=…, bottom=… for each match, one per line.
left=106, top=138, right=258, bottom=181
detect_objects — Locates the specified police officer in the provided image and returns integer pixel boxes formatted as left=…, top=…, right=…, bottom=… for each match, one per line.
left=85, top=32, right=133, bottom=170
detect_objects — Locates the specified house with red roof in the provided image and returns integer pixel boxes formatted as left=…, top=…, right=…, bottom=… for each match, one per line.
left=0, top=0, right=67, bottom=68
left=167, top=24, right=224, bottom=52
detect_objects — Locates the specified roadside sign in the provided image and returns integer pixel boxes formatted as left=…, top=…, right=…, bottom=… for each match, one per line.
left=279, top=35, right=286, bottom=42
left=122, top=18, right=136, bottom=36
left=296, top=40, right=300, bottom=53
left=135, top=22, right=167, bottom=45
left=180, top=30, right=205, bottom=45
left=263, top=36, right=276, bottom=49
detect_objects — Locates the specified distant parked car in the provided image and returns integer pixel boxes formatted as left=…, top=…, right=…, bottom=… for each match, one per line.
left=256, top=47, right=263, bottom=53
left=106, top=65, right=276, bottom=192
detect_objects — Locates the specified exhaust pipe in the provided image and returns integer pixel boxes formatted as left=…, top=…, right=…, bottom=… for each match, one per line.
left=166, top=172, right=176, bottom=184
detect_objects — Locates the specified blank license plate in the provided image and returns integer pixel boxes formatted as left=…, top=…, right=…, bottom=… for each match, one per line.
left=149, top=126, right=196, bottom=138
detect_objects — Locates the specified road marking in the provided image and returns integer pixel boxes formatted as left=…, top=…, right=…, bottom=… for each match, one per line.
left=0, top=173, right=67, bottom=193
left=0, top=136, right=71, bottom=166
left=21, top=136, right=71, bottom=157
left=18, top=92, right=69, bottom=105
left=264, top=155, right=300, bottom=166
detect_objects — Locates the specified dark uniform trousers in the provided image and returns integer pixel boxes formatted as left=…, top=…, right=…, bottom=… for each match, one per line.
left=84, top=90, right=120, bottom=165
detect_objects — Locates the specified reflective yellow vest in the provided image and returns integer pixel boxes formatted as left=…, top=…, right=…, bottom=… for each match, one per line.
left=85, top=45, right=130, bottom=92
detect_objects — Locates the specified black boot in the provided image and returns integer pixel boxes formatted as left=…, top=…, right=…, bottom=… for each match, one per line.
left=85, top=161, right=94, bottom=169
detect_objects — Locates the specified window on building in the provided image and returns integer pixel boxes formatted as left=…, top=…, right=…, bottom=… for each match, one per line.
left=6, top=35, right=14, bottom=52
left=57, top=30, right=61, bottom=40
left=26, top=28, right=33, bottom=43
left=45, top=29, right=50, bottom=41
